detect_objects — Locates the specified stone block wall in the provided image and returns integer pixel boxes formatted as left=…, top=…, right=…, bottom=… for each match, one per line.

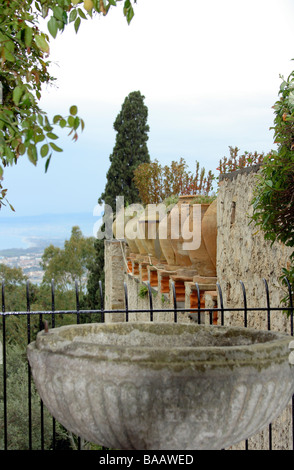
left=217, top=165, right=293, bottom=450
left=217, top=165, right=293, bottom=334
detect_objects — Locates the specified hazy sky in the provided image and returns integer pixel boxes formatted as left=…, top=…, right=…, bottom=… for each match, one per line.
left=2, top=0, right=294, bottom=218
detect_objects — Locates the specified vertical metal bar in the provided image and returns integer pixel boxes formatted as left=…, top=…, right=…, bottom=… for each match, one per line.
left=240, top=280, right=248, bottom=450
left=239, top=281, right=247, bottom=328
left=75, top=279, right=81, bottom=451
left=51, top=279, right=55, bottom=329
left=147, top=281, right=153, bottom=322
left=171, top=281, right=177, bottom=323
left=284, top=277, right=294, bottom=450
left=263, top=278, right=272, bottom=450
left=2, top=282, right=7, bottom=450
left=263, top=278, right=271, bottom=331
left=124, top=282, right=129, bottom=322
left=99, top=280, right=104, bottom=323
left=51, top=279, right=56, bottom=449
left=284, top=277, right=293, bottom=335
left=195, top=283, right=201, bottom=324
left=26, top=281, right=32, bottom=450
left=216, top=282, right=224, bottom=325
left=75, top=280, right=80, bottom=324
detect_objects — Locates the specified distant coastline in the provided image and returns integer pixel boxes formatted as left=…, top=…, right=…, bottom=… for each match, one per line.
left=0, top=211, right=98, bottom=251
left=0, top=246, right=44, bottom=257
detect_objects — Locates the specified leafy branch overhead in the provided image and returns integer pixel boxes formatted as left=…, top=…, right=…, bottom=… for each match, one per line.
left=0, top=0, right=137, bottom=209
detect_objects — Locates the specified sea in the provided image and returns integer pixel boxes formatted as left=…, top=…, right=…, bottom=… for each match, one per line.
left=0, top=212, right=100, bottom=252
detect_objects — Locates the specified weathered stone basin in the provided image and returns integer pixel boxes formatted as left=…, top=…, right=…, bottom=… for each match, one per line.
left=27, top=322, right=294, bottom=450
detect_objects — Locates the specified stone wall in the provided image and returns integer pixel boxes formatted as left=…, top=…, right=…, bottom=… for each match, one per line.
left=217, top=165, right=293, bottom=334
left=217, top=165, right=293, bottom=450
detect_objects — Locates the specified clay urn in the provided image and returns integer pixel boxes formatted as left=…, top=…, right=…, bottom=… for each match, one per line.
left=125, top=211, right=148, bottom=256
left=158, top=202, right=178, bottom=268
left=169, top=195, right=195, bottom=267
left=182, top=199, right=216, bottom=277
left=202, top=198, right=217, bottom=270
left=112, top=207, right=133, bottom=241
left=137, top=205, right=166, bottom=263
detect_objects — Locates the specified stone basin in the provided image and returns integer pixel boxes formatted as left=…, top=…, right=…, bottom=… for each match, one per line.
left=27, top=322, right=294, bottom=450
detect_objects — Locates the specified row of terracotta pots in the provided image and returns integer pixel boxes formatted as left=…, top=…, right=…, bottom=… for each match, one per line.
left=112, top=196, right=217, bottom=277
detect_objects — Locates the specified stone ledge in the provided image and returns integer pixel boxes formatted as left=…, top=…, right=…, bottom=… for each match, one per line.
left=218, top=163, right=262, bottom=182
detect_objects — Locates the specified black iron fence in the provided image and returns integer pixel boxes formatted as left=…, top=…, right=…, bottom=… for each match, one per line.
left=1, top=278, right=294, bottom=450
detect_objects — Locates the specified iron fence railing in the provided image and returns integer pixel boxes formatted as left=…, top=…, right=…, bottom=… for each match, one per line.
left=1, top=278, right=294, bottom=450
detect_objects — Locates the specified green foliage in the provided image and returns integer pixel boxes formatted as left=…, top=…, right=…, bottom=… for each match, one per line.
left=133, top=158, right=215, bottom=205
left=0, top=0, right=137, bottom=209
left=0, top=264, right=29, bottom=312
left=138, top=284, right=148, bottom=298
left=40, top=225, right=96, bottom=291
left=86, top=237, right=105, bottom=309
left=98, top=90, right=150, bottom=210
left=0, top=343, right=67, bottom=450
left=251, top=71, right=294, bottom=305
left=217, top=146, right=265, bottom=174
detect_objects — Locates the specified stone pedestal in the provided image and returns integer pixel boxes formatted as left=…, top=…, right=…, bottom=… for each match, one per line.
left=104, top=239, right=127, bottom=322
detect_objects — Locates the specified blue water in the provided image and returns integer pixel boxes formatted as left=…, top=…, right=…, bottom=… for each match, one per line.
left=0, top=212, right=100, bottom=250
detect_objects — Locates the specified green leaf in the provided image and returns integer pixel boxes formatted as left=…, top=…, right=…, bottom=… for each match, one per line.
left=24, top=27, right=33, bottom=48
left=27, top=145, right=38, bottom=165
left=67, top=115, right=75, bottom=127
left=41, top=144, right=49, bottom=158
left=45, top=155, right=52, bottom=172
left=47, top=132, right=58, bottom=140
left=47, top=16, right=58, bottom=38
left=59, top=119, right=67, bottom=128
left=74, top=116, right=80, bottom=130
left=13, top=86, right=23, bottom=106
left=50, top=142, right=63, bottom=152
left=37, top=114, right=44, bottom=126
left=288, top=92, right=294, bottom=111
left=70, top=105, right=78, bottom=116
left=5, top=39, right=15, bottom=53
left=35, top=34, right=50, bottom=53
left=53, top=115, right=62, bottom=124
left=78, top=8, right=87, bottom=19
left=35, top=133, right=45, bottom=144
left=53, top=6, right=64, bottom=22
left=69, top=9, right=77, bottom=22
left=18, top=143, right=26, bottom=156
left=126, top=5, right=134, bottom=24
left=74, top=16, right=81, bottom=33
left=3, top=48, right=15, bottom=62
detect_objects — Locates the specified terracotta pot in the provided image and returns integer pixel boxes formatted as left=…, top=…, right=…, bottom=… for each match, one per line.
left=158, top=211, right=177, bottom=267
left=125, top=213, right=147, bottom=255
left=182, top=200, right=216, bottom=277
left=202, top=198, right=217, bottom=269
left=169, top=195, right=198, bottom=267
left=138, top=206, right=166, bottom=262
left=112, top=208, right=133, bottom=240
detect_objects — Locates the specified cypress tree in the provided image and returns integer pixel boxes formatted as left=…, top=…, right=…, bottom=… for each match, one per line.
left=98, top=90, right=151, bottom=210
left=87, top=91, right=151, bottom=308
